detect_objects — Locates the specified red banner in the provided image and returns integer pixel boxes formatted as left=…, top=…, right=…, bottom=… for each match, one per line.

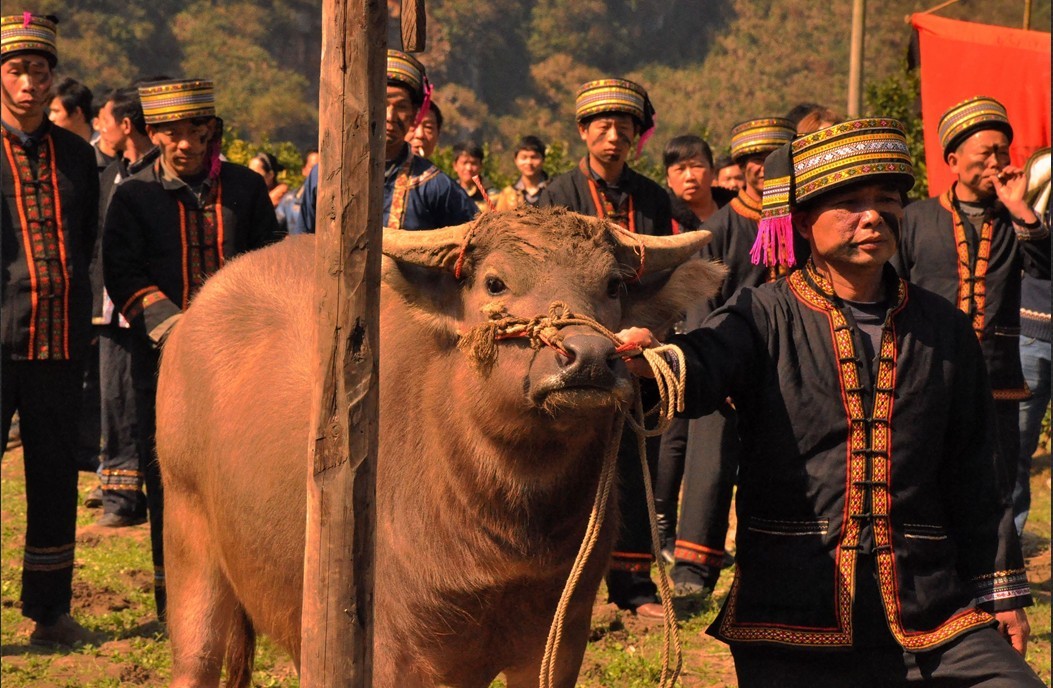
left=911, top=13, right=1051, bottom=196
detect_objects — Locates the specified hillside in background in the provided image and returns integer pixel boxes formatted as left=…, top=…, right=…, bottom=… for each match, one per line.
left=40, top=0, right=1050, bottom=181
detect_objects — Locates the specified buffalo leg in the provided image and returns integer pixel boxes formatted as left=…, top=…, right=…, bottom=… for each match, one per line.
left=166, top=491, right=241, bottom=687
left=502, top=605, right=592, bottom=688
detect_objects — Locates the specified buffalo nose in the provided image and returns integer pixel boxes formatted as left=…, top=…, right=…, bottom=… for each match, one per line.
left=557, top=334, right=618, bottom=387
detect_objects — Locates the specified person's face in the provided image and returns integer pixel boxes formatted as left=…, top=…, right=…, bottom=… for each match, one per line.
left=301, top=151, right=319, bottom=177
left=948, top=129, right=1011, bottom=200
left=796, top=182, right=903, bottom=273
left=741, top=154, right=767, bottom=196
left=406, top=110, right=439, bottom=157
left=453, top=153, right=482, bottom=185
left=1, top=56, right=52, bottom=122
left=385, top=84, right=417, bottom=153
left=95, top=100, right=127, bottom=153
left=148, top=117, right=215, bottom=178
left=515, top=149, right=544, bottom=179
left=248, top=157, right=276, bottom=188
left=578, top=114, right=637, bottom=166
left=666, top=155, right=714, bottom=204
left=716, top=163, right=745, bottom=190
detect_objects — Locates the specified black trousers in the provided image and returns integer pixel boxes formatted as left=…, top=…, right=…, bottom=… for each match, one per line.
left=993, top=399, right=1021, bottom=498
left=75, top=336, right=101, bottom=472
left=606, top=384, right=662, bottom=609
left=129, top=338, right=166, bottom=620
left=730, top=627, right=1044, bottom=688
left=669, top=404, right=739, bottom=588
left=1, top=359, right=82, bottom=623
left=99, top=326, right=148, bottom=517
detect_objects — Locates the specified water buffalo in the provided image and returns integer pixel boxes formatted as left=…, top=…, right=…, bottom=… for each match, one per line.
left=156, top=207, right=723, bottom=687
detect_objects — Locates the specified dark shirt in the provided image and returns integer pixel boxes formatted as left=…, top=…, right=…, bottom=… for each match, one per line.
left=539, top=159, right=673, bottom=236
left=671, top=263, right=1030, bottom=649
left=103, top=159, right=279, bottom=336
left=299, top=145, right=477, bottom=233
left=1, top=120, right=98, bottom=360
left=894, top=185, right=1051, bottom=396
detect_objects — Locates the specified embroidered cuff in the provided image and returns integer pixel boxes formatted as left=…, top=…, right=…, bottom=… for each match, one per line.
left=971, top=569, right=1032, bottom=609
left=610, top=551, right=654, bottom=572
left=1013, top=218, right=1050, bottom=241
left=148, top=313, right=183, bottom=346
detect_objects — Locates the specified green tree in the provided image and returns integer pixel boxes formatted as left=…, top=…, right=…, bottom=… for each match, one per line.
left=865, top=63, right=928, bottom=199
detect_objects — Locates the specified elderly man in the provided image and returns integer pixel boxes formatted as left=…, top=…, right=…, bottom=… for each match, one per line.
left=622, top=118, right=1041, bottom=687
left=894, top=97, right=1050, bottom=536
left=103, top=77, right=279, bottom=620
left=1, top=12, right=99, bottom=646
left=300, top=51, right=475, bottom=233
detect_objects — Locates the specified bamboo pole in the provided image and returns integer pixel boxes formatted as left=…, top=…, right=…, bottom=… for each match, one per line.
left=301, top=0, right=386, bottom=684
left=847, top=0, right=866, bottom=117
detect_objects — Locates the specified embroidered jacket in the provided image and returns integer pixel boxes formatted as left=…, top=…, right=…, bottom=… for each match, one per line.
left=1, top=121, right=98, bottom=361
left=539, top=159, right=672, bottom=236
left=894, top=185, right=1051, bottom=399
left=103, top=160, right=279, bottom=338
left=299, top=145, right=477, bottom=233
left=670, top=263, right=1030, bottom=651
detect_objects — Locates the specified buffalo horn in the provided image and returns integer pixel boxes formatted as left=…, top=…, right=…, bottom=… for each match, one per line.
left=382, top=222, right=472, bottom=270
left=611, top=226, right=713, bottom=275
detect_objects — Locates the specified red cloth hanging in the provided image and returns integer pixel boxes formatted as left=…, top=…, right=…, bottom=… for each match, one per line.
left=910, top=13, right=1051, bottom=196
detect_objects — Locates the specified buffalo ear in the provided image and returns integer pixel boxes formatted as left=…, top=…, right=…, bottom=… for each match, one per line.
left=381, top=256, right=463, bottom=339
left=619, top=258, right=727, bottom=336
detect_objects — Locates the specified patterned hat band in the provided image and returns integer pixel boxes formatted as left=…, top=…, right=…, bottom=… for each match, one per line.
left=1, top=13, right=58, bottom=66
left=729, top=118, right=796, bottom=161
left=387, top=49, right=426, bottom=103
left=791, top=120, right=914, bottom=205
left=937, top=96, right=1013, bottom=159
left=750, top=118, right=914, bottom=269
left=575, top=78, right=655, bottom=131
left=138, top=79, right=216, bottom=124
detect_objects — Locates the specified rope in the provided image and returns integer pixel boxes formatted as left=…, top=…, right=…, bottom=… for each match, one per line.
left=457, top=302, right=685, bottom=688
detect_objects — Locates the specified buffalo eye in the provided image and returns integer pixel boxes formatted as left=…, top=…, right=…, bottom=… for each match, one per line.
left=485, top=276, right=508, bottom=296
left=606, top=277, right=624, bottom=299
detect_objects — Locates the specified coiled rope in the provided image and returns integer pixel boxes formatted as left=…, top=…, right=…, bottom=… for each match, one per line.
left=457, top=301, right=686, bottom=688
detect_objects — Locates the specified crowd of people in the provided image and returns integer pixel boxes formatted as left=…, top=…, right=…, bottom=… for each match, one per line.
left=1, top=12, right=1050, bottom=686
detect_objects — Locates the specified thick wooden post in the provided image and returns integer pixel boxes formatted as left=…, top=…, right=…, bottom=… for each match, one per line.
left=847, top=0, right=866, bottom=117
left=301, top=0, right=386, bottom=685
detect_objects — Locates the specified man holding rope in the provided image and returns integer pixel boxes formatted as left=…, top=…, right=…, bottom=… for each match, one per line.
left=619, top=118, right=1042, bottom=687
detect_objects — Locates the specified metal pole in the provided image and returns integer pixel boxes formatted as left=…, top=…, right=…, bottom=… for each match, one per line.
left=301, top=0, right=386, bottom=684
left=847, top=0, right=866, bottom=117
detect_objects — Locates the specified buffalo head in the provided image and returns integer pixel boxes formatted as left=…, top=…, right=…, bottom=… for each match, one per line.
left=381, top=207, right=723, bottom=434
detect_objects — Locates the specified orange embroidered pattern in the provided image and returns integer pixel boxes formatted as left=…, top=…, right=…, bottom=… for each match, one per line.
left=2, top=132, right=70, bottom=359
left=730, top=189, right=762, bottom=223
left=941, top=188, right=992, bottom=340
left=719, top=264, right=991, bottom=648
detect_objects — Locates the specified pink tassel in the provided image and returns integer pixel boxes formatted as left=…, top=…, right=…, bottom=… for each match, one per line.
left=636, top=113, right=657, bottom=157
left=208, top=140, right=222, bottom=180
left=23, top=12, right=32, bottom=27
left=414, top=78, right=434, bottom=126
left=750, top=215, right=796, bottom=267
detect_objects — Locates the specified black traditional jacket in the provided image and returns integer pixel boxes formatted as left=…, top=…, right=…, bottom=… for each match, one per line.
left=687, top=189, right=810, bottom=328
left=1, top=121, right=98, bottom=361
left=103, top=159, right=278, bottom=338
left=539, top=158, right=672, bottom=236
left=670, top=263, right=1030, bottom=651
left=894, top=185, right=1051, bottom=399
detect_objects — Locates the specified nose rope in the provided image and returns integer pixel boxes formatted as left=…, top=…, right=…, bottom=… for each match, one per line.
left=457, top=301, right=685, bottom=688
